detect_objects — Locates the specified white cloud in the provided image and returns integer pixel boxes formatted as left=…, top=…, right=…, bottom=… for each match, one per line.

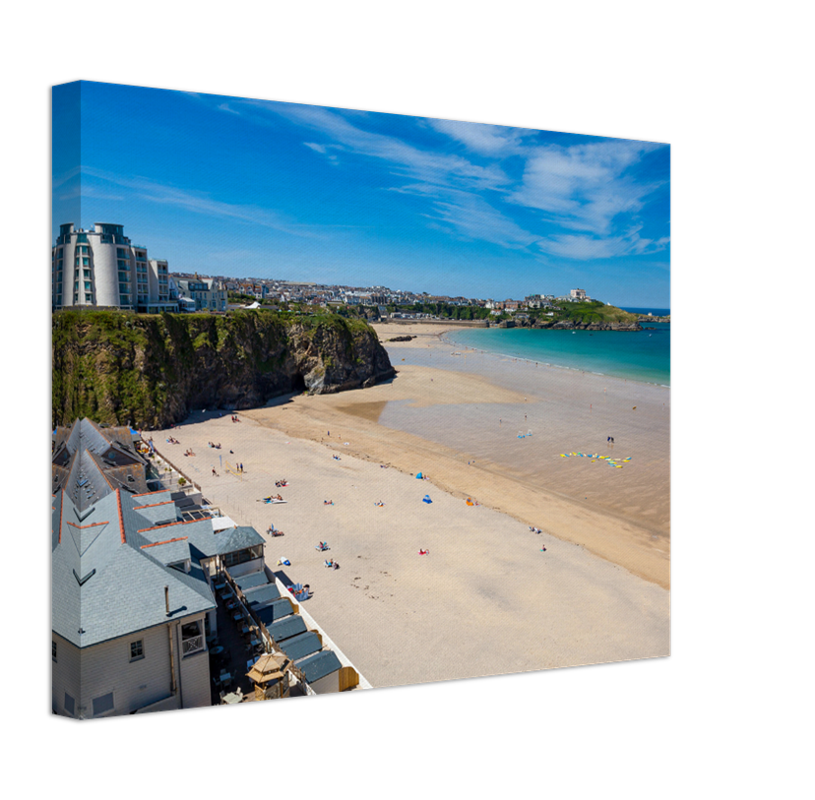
left=80, top=167, right=326, bottom=239
left=537, top=227, right=670, bottom=260
left=426, top=191, right=539, bottom=250
left=204, top=97, right=668, bottom=260
left=427, top=118, right=529, bottom=156
left=509, top=140, right=666, bottom=236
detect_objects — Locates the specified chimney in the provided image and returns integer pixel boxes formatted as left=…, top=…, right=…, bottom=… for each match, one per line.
left=165, top=586, right=170, bottom=615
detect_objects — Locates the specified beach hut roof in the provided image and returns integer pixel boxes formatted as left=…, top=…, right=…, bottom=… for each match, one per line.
left=297, top=650, right=342, bottom=683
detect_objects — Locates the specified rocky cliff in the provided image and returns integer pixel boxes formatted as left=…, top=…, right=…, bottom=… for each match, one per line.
left=52, top=310, right=395, bottom=429
left=532, top=319, right=642, bottom=331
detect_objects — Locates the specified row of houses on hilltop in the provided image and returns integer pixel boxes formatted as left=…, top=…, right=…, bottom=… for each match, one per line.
left=52, top=222, right=595, bottom=315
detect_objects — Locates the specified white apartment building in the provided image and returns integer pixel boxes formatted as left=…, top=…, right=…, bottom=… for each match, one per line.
left=52, top=223, right=177, bottom=312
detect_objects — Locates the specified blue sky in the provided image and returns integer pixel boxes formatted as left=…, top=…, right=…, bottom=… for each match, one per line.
left=53, top=81, right=670, bottom=307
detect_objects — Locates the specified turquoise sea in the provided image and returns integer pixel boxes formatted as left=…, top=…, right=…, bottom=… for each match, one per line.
left=445, top=323, right=670, bottom=387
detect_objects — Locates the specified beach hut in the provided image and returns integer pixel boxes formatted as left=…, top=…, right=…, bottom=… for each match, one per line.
left=295, top=649, right=350, bottom=694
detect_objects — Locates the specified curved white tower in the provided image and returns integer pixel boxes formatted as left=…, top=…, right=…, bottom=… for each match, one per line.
left=52, top=223, right=175, bottom=312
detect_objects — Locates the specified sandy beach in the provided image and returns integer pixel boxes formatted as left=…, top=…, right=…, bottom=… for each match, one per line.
left=147, top=325, right=669, bottom=687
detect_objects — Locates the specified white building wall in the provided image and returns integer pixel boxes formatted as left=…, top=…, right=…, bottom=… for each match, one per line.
left=93, top=238, right=123, bottom=308
left=310, top=671, right=340, bottom=694
left=53, top=614, right=213, bottom=719
left=72, top=623, right=179, bottom=719
left=52, top=633, right=82, bottom=716
left=63, top=238, right=77, bottom=306
left=176, top=633, right=212, bottom=709
left=53, top=224, right=170, bottom=310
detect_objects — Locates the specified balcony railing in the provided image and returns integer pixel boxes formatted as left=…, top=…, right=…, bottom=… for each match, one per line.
left=181, top=635, right=204, bottom=656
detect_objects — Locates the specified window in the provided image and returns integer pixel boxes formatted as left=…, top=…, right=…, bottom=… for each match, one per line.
left=52, top=641, right=57, bottom=662
left=64, top=693, right=75, bottom=716
left=130, top=640, right=144, bottom=661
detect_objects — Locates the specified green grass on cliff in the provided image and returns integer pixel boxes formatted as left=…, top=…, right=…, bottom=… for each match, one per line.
left=52, top=309, right=381, bottom=428
left=542, top=301, right=639, bottom=325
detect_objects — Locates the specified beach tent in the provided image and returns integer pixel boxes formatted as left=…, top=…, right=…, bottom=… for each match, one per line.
left=422, top=495, right=432, bottom=504
left=416, top=472, right=423, bottom=479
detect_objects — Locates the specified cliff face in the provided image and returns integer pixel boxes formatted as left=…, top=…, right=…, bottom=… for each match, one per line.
left=52, top=310, right=395, bottom=429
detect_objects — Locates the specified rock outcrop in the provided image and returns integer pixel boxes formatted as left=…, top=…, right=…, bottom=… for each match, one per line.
left=52, top=310, right=395, bottom=429
left=531, top=319, right=642, bottom=331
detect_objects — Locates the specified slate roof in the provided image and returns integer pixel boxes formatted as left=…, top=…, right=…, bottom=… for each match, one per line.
left=244, top=583, right=281, bottom=608
left=51, top=420, right=267, bottom=651
left=265, top=614, right=307, bottom=643
left=277, top=631, right=322, bottom=662
left=52, top=486, right=266, bottom=649
left=256, top=598, right=296, bottom=627
left=51, top=488, right=217, bottom=648
left=296, top=650, right=342, bottom=683
left=235, top=572, right=271, bottom=591
left=52, top=419, right=150, bottom=510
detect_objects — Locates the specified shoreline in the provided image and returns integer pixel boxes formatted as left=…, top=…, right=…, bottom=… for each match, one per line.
left=238, top=328, right=670, bottom=589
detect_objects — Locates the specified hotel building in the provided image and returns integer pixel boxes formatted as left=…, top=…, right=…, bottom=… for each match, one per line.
left=52, top=223, right=177, bottom=312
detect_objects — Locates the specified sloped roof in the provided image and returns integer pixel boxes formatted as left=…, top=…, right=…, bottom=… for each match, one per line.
left=296, top=650, right=342, bottom=683
left=235, top=571, right=270, bottom=592
left=243, top=583, right=281, bottom=609
left=278, top=631, right=322, bottom=662
left=51, top=420, right=266, bottom=649
left=265, top=614, right=307, bottom=643
left=52, top=488, right=217, bottom=648
left=256, top=598, right=295, bottom=627
left=52, top=419, right=150, bottom=510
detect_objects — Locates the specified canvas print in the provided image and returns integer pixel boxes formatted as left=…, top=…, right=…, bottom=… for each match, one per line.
left=51, top=81, right=670, bottom=718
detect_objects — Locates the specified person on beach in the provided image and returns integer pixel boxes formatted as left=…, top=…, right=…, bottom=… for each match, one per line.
left=212, top=468, right=218, bottom=476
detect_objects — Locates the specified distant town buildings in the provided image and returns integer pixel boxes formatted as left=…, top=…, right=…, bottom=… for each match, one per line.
left=51, top=224, right=599, bottom=316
